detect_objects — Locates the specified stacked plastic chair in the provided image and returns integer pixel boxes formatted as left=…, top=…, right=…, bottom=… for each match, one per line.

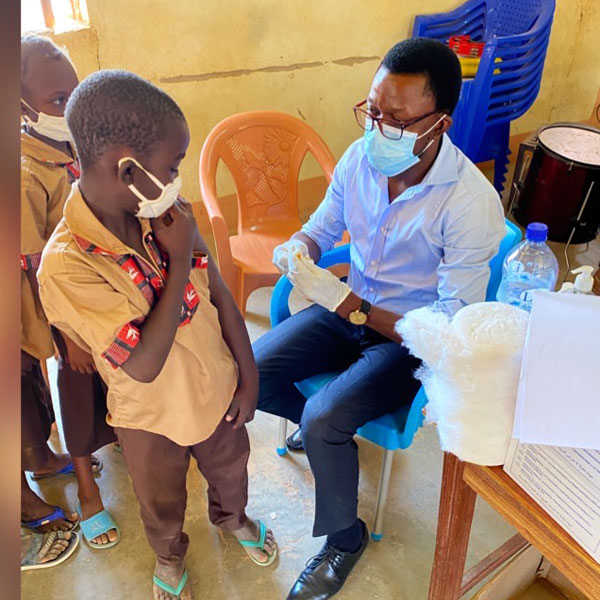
left=272, top=220, right=522, bottom=540
left=413, top=0, right=556, bottom=193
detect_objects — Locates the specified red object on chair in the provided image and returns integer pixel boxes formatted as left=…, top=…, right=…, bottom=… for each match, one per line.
left=448, top=35, right=485, bottom=57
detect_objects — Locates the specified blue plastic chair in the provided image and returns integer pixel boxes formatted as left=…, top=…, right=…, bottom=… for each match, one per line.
left=413, top=0, right=556, bottom=193
left=270, top=219, right=522, bottom=540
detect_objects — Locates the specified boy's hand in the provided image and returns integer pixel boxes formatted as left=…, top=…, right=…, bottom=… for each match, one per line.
left=152, top=200, right=196, bottom=263
left=63, top=334, right=96, bottom=374
left=225, top=382, right=258, bottom=429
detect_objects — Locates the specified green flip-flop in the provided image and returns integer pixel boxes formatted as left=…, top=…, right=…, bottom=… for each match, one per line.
left=153, top=569, right=188, bottom=599
left=237, top=520, right=277, bottom=567
left=76, top=502, right=120, bottom=550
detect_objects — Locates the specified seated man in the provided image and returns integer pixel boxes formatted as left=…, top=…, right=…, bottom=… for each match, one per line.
left=253, top=37, right=505, bottom=600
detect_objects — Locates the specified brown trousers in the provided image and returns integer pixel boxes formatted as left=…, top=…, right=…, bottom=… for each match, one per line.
left=52, top=327, right=116, bottom=456
left=21, top=352, right=54, bottom=472
left=115, top=418, right=250, bottom=566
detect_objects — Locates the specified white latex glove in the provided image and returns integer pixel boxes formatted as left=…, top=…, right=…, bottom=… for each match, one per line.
left=273, top=239, right=310, bottom=274
left=287, top=251, right=352, bottom=312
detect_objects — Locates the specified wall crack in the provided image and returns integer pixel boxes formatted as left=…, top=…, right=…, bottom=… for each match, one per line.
left=159, top=55, right=380, bottom=84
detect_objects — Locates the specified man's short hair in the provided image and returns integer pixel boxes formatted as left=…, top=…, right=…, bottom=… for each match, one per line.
left=382, top=38, right=462, bottom=114
left=21, top=34, right=69, bottom=81
left=65, top=69, right=186, bottom=169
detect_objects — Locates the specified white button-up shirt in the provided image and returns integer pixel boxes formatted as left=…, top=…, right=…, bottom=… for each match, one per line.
left=301, top=134, right=506, bottom=316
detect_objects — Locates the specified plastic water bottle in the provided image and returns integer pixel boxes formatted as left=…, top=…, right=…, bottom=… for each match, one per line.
left=496, top=222, right=559, bottom=312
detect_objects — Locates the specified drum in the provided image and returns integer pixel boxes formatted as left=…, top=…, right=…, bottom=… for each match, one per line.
left=512, top=123, right=600, bottom=244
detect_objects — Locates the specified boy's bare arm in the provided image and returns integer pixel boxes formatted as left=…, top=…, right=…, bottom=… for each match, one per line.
left=120, top=203, right=196, bottom=383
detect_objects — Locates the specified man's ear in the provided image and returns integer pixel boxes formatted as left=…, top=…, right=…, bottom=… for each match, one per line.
left=437, top=114, right=452, bottom=136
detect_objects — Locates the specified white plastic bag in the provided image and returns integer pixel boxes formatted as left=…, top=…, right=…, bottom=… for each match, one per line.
left=396, top=302, right=529, bottom=465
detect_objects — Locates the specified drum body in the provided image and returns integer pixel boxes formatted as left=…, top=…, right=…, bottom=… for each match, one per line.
left=513, top=123, right=600, bottom=244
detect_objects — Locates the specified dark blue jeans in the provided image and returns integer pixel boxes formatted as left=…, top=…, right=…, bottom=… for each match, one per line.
left=253, top=304, right=421, bottom=537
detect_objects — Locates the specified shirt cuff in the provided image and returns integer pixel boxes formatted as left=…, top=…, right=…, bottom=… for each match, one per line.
left=101, top=322, right=141, bottom=369
left=299, top=225, right=330, bottom=254
left=20, top=253, right=42, bottom=271
left=430, top=298, right=467, bottom=319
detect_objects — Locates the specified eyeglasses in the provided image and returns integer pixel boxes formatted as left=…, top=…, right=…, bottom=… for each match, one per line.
left=353, top=100, right=440, bottom=141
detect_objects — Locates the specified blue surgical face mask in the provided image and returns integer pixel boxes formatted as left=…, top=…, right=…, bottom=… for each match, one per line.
left=364, top=115, right=446, bottom=177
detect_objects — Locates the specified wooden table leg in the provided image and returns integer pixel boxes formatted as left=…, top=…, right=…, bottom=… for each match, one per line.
left=428, top=452, right=477, bottom=600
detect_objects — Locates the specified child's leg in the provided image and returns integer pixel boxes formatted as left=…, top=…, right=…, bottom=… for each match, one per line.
left=53, top=329, right=118, bottom=545
left=191, top=418, right=277, bottom=565
left=21, top=356, right=78, bottom=530
left=21, top=352, right=71, bottom=475
left=21, top=472, right=79, bottom=531
left=115, top=427, right=192, bottom=600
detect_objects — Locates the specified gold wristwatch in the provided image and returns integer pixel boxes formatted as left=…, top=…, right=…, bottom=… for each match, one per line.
left=347, top=299, right=372, bottom=325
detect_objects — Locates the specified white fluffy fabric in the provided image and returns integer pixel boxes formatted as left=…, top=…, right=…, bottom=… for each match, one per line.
left=396, top=302, right=529, bottom=465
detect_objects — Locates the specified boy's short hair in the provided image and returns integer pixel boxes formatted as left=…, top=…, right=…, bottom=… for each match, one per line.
left=21, top=34, right=69, bottom=81
left=65, top=70, right=185, bottom=169
left=382, top=38, right=462, bottom=115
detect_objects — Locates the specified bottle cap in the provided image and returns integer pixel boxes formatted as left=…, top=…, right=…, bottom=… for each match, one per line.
left=526, top=222, right=548, bottom=242
left=572, top=265, right=595, bottom=293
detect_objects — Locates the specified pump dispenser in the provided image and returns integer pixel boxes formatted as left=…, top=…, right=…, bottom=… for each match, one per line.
left=572, top=266, right=595, bottom=294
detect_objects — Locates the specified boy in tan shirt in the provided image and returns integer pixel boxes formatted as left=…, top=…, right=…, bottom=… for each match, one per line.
left=38, top=69, right=277, bottom=600
left=20, top=35, right=117, bottom=547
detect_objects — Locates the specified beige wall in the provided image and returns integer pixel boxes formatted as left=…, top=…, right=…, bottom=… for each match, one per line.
left=49, top=0, right=600, bottom=234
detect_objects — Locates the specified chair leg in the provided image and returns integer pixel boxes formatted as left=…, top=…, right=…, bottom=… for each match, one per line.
left=371, top=448, right=395, bottom=541
left=277, top=417, right=288, bottom=456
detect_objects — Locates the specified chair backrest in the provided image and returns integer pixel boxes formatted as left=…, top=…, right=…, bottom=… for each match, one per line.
left=477, top=0, right=555, bottom=127
left=484, top=0, right=545, bottom=38
left=486, top=219, right=522, bottom=300
left=413, top=0, right=555, bottom=152
left=199, top=111, right=336, bottom=234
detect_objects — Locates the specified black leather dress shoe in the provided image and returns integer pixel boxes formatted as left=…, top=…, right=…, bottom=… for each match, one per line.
left=286, top=520, right=369, bottom=599
left=286, top=427, right=304, bottom=451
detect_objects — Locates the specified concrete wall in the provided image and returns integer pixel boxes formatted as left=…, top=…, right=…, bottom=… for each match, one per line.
left=48, top=0, right=600, bottom=235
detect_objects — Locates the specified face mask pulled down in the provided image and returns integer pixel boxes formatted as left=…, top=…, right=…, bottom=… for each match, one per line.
left=21, top=99, right=74, bottom=143
left=118, top=156, right=182, bottom=219
left=364, top=115, right=446, bottom=178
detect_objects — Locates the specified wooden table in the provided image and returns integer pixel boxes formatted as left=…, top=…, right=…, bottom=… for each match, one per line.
left=427, top=452, right=600, bottom=600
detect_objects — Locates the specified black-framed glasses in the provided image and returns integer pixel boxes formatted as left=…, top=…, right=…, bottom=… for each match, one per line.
left=353, top=100, right=440, bottom=141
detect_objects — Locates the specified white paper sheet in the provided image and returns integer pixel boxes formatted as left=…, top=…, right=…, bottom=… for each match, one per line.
left=513, top=291, right=600, bottom=450
left=504, top=438, right=600, bottom=563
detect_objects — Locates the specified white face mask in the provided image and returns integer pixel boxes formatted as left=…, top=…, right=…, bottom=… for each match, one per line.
left=21, top=98, right=73, bottom=143
left=118, top=156, right=182, bottom=219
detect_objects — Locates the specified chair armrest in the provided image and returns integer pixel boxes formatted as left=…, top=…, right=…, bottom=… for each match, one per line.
left=270, top=244, right=351, bottom=327
left=483, top=7, right=553, bottom=52
left=198, top=178, right=234, bottom=271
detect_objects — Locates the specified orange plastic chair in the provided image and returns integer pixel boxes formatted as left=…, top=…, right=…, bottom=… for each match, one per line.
left=199, top=111, right=336, bottom=316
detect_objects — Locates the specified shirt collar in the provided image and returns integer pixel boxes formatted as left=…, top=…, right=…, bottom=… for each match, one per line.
left=388, top=133, right=460, bottom=202
left=421, top=133, right=459, bottom=187
left=64, top=182, right=151, bottom=256
left=21, top=128, right=76, bottom=165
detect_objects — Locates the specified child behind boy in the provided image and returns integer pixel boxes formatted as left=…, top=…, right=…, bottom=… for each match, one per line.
left=38, top=70, right=277, bottom=600
left=20, top=35, right=118, bottom=547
